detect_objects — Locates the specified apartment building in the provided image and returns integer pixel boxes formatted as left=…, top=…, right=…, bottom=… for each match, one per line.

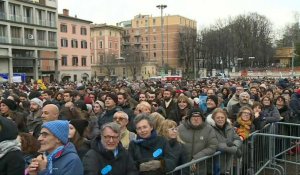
left=118, top=14, right=197, bottom=79
left=0, top=0, right=58, bottom=82
left=90, top=23, right=124, bottom=81
left=58, top=9, right=92, bottom=82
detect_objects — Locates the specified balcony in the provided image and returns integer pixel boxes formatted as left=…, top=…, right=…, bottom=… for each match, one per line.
left=134, top=41, right=141, bottom=45
left=9, top=14, right=22, bottom=22
left=23, top=17, right=34, bottom=24
left=0, top=12, right=6, bottom=20
left=11, top=37, right=23, bottom=45
left=24, top=39, right=35, bottom=46
left=48, top=41, right=57, bottom=47
left=0, top=36, right=9, bottom=43
left=37, top=40, right=47, bottom=46
left=48, top=21, right=56, bottom=28
left=38, top=19, right=46, bottom=26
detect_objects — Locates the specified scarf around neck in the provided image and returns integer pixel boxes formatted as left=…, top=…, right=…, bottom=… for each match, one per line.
left=46, top=145, right=64, bottom=174
left=134, top=130, right=157, bottom=144
left=0, top=139, right=20, bottom=159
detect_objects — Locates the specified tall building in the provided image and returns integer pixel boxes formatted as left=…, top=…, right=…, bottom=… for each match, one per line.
left=90, top=24, right=124, bottom=81
left=0, top=0, right=58, bottom=82
left=58, top=9, right=92, bottom=82
left=118, top=14, right=197, bottom=79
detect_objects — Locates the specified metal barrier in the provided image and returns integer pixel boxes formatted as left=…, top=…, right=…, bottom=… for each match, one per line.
left=167, top=122, right=300, bottom=175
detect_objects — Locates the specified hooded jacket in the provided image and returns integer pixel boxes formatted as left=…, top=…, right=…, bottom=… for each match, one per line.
left=178, top=118, right=218, bottom=161
left=98, top=106, right=122, bottom=128
left=83, top=136, right=138, bottom=175
left=38, top=142, right=83, bottom=175
left=0, top=116, right=25, bottom=175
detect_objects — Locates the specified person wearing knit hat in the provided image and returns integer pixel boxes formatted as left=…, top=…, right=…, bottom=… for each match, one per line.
left=28, top=120, right=83, bottom=175
left=1, top=99, right=17, bottom=111
left=69, top=119, right=89, bottom=137
left=30, top=98, right=43, bottom=108
left=106, top=93, right=118, bottom=104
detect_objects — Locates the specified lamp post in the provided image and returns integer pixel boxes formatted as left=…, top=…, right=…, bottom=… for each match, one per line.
left=156, top=4, right=167, bottom=76
left=237, top=58, right=243, bottom=71
left=249, top=56, right=255, bottom=69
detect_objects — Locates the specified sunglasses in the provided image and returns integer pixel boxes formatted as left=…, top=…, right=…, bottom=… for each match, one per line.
left=152, top=103, right=158, bottom=107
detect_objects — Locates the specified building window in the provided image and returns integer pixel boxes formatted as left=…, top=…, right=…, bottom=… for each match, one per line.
left=71, top=39, right=78, bottom=48
left=109, top=42, right=112, bottom=48
left=99, top=31, right=102, bottom=36
left=61, top=38, right=68, bottom=47
left=145, top=28, right=148, bottom=33
left=81, top=40, right=87, bottom=49
left=74, top=74, right=77, bottom=81
left=72, top=25, right=76, bottom=34
left=123, top=67, right=126, bottom=75
left=153, top=27, right=156, bottom=33
left=145, top=45, right=148, bottom=49
left=153, top=19, right=156, bottom=25
left=111, top=68, right=115, bottom=75
left=100, top=55, right=104, bottom=63
left=153, top=36, right=156, bottom=41
left=153, top=44, right=156, bottom=49
left=99, top=41, right=103, bottom=48
left=153, top=52, right=156, bottom=58
left=81, top=57, right=87, bottom=66
left=109, top=31, right=112, bottom=36
left=61, top=56, right=67, bottom=66
left=145, top=37, right=148, bottom=42
left=72, top=56, right=78, bottom=66
left=80, top=27, right=87, bottom=35
left=115, top=43, right=118, bottom=49
left=60, top=24, right=67, bottom=32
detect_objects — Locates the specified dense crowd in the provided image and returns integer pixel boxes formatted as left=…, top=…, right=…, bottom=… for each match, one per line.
left=0, top=77, right=300, bottom=175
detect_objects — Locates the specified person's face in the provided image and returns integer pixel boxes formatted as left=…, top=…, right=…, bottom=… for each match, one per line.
left=240, top=94, right=250, bottom=104
left=236, top=87, right=244, bottom=95
left=163, top=91, right=172, bottom=101
left=195, top=85, right=201, bottom=91
left=178, top=100, right=188, bottom=109
left=207, top=99, right=216, bottom=109
left=167, top=126, right=178, bottom=139
left=30, top=102, right=40, bottom=112
left=89, top=94, right=95, bottom=102
left=113, top=113, right=128, bottom=129
left=191, top=91, right=198, bottom=97
left=262, top=98, right=271, bottom=106
left=241, top=109, right=251, bottom=121
left=63, top=93, right=72, bottom=103
left=68, top=124, right=76, bottom=139
left=276, top=98, right=284, bottom=107
left=19, top=97, right=27, bottom=102
left=105, top=97, right=116, bottom=109
left=56, top=94, right=62, bottom=101
left=148, top=94, right=156, bottom=101
left=41, top=105, right=58, bottom=122
left=93, top=103, right=102, bottom=114
left=214, top=112, right=226, bottom=127
left=0, top=103, right=9, bottom=114
left=139, top=94, right=146, bottom=102
left=253, top=106, right=261, bottom=113
left=222, top=89, right=228, bottom=95
left=117, top=95, right=126, bottom=106
left=101, top=127, right=120, bottom=151
left=38, top=128, right=61, bottom=153
left=151, top=102, right=159, bottom=111
left=136, top=119, right=153, bottom=139
left=207, top=90, right=214, bottom=96
left=190, top=113, right=203, bottom=126
left=282, top=94, right=290, bottom=103
left=266, top=91, right=273, bottom=100
left=43, top=93, right=51, bottom=101
left=250, top=88, right=257, bottom=95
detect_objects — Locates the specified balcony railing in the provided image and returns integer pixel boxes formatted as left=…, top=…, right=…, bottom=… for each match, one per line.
left=11, top=37, right=23, bottom=44
left=0, top=12, right=6, bottom=20
left=48, top=41, right=57, bottom=47
left=9, top=14, right=22, bottom=22
left=24, top=39, right=35, bottom=46
left=0, top=36, right=9, bottom=43
left=23, top=17, right=33, bottom=24
left=37, top=40, right=47, bottom=46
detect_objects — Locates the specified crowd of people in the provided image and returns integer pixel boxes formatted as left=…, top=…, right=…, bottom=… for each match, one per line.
left=0, top=77, right=300, bottom=175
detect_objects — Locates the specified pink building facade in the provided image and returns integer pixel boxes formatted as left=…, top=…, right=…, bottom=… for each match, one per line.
left=58, top=9, right=92, bottom=82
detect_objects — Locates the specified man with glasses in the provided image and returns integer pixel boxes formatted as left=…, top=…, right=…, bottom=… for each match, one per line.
left=28, top=120, right=83, bottom=175
left=83, top=122, right=138, bottom=175
left=113, top=111, right=136, bottom=149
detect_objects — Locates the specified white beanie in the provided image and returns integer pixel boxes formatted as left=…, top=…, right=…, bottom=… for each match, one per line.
left=30, top=98, right=43, bottom=108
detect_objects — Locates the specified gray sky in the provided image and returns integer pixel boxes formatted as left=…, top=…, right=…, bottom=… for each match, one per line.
left=58, top=0, right=300, bottom=33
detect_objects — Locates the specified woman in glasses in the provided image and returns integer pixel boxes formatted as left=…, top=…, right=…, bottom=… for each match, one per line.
left=234, top=106, right=255, bottom=141
left=158, top=119, right=189, bottom=175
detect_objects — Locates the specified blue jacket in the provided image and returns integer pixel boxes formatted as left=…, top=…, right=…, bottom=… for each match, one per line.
left=38, top=143, right=83, bottom=175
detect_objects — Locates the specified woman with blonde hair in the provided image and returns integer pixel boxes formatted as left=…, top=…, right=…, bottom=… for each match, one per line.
left=169, top=95, right=191, bottom=125
left=149, top=112, right=165, bottom=131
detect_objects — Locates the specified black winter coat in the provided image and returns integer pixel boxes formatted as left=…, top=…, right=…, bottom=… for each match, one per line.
left=98, top=107, right=122, bottom=128
left=83, top=136, right=138, bottom=175
left=0, top=150, right=25, bottom=175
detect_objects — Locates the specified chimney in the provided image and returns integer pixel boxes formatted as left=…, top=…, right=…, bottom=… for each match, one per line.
left=63, top=9, right=69, bottom=16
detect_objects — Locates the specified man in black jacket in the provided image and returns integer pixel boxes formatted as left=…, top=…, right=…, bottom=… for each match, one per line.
left=83, top=122, right=138, bottom=175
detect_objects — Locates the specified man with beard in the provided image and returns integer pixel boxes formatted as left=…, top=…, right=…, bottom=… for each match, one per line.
left=117, top=92, right=135, bottom=132
left=228, top=92, right=252, bottom=122
left=98, top=93, right=122, bottom=129
left=27, top=98, right=43, bottom=134
left=161, top=88, right=177, bottom=119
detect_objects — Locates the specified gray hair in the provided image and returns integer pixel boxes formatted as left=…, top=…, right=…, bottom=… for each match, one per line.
left=239, top=92, right=250, bottom=100
left=100, top=122, right=121, bottom=136
left=134, top=113, right=154, bottom=128
left=113, top=111, right=129, bottom=120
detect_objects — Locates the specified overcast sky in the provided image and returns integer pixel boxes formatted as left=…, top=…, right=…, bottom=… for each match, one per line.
left=58, top=0, right=300, bottom=33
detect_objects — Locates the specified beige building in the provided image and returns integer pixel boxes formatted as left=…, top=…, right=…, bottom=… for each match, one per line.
left=58, top=9, right=92, bottom=82
left=0, top=0, right=58, bottom=82
left=118, top=14, right=197, bottom=79
left=274, top=47, right=293, bottom=67
left=90, top=24, right=124, bottom=81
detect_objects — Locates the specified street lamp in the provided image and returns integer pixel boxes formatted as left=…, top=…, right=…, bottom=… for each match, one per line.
left=249, top=56, right=255, bottom=68
left=237, top=57, right=243, bottom=71
left=156, top=4, right=167, bottom=76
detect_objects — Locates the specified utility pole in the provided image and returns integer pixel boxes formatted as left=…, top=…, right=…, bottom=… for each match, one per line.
left=156, top=4, right=167, bottom=76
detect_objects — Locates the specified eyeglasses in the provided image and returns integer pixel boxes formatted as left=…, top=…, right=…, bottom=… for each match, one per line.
left=39, top=132, right=51, bottom=138
left=152, top=103, right=158, bottom=107
left=113, top=117, right=126, bottom=122
left=242, top=112, right=251, bottom=116
left=102, top=135, right=119, bottom=141
left=168, top=127, right=178, bottom=132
